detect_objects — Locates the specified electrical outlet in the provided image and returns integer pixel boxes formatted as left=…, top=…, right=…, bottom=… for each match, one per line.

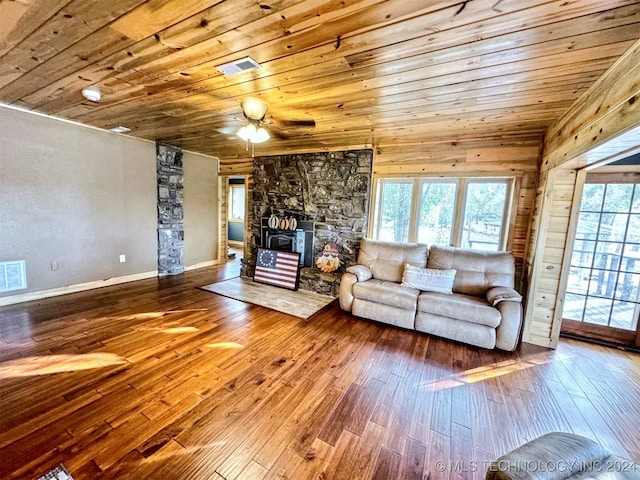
left=51, top=261, right=59, bottom=271
left=119, top=254, right=126, bottom=263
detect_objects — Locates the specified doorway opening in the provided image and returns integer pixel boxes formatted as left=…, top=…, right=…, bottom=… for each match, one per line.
left=227, top=177, right=246, bottom=261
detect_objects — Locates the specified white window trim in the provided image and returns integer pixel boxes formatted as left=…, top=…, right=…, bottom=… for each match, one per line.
left=369, top=175, right=515, bottom=250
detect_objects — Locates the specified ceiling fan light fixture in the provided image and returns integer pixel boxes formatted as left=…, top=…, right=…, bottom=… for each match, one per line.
left=241, top=97, right=268, bottom=121
left=253, top=126, right=270, bottom=143
left=81, top=85, right=101, bottom=102
left=237, top=123, right=269, bottom=144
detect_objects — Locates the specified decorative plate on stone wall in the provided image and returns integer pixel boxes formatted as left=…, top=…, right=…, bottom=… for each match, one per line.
left=315, top=242, right=343, bottom=273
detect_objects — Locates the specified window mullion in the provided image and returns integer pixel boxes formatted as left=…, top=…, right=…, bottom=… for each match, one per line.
left=373, top=178, right=384, bottom=239
left=452, top=179, right=466, bottom=247
left=499, top=179, right=513, bottom=250
left=408, top=179, right=421, bottom=242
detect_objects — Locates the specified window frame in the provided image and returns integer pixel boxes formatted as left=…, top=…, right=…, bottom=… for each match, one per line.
left=370, top=175, right=515, bottom=251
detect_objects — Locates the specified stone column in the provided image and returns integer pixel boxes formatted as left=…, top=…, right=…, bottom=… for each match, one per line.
left=156, top=143, right=184, bottom=276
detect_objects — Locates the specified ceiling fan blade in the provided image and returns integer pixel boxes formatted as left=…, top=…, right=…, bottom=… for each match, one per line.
left=267, top=127, right=292, bottom=140
left=278, top=119, right=316, bottom=128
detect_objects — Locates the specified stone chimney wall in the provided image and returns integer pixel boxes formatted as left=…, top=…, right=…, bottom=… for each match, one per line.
left=243, top=149, right=373, bottom=296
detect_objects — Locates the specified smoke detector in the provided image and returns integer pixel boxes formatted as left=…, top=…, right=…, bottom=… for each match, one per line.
left=110, top=126, right=131, bottom=133
left=82, top=85, right=101, bottom=102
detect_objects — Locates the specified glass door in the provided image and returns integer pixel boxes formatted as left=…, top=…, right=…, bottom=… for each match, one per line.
left=562, top=178, right=640, bottom=347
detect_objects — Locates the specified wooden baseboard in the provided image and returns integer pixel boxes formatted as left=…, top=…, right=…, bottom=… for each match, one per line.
left=0, top=260, right=221, bottom=307
left=184, top=259, right=219, bottom=271
left=0, top=270, right=158, bottom=307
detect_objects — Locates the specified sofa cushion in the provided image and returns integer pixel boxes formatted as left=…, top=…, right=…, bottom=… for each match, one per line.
left=353, top=279, right=420, bottom=311
left=417, top=291, right=501, bottom=328
left=415, top=312, right=496, bottom=349
left=401, top=264, right=457, bottom=293
left=427, top=245, right=515, bottom=296
left=353, top=299, right=416, bottom=330
left=357, top=238, right=428, bottom=283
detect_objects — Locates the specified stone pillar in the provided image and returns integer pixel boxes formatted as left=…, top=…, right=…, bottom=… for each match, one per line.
left=156, top=143, right=184, bottom=276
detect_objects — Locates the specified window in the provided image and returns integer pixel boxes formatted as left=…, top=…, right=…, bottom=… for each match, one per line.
left=563, top=182, right=640, bottom=330
left=372, top=177, right=513, bottom=250
left=376, top=180, right=413, bottom=242
left=228, top=185, right=245, bottom=222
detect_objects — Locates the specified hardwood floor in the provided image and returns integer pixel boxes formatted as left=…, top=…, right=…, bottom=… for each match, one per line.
left=1, top=260, right=639, bottom=479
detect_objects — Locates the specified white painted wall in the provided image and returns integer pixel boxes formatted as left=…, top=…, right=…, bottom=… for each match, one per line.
left=183, top=150, right=219, bottom=267
left=0, top=106, right=220, bottom=302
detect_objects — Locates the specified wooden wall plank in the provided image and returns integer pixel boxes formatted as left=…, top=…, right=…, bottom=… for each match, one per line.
left=524, top=38, right=640, bottom=348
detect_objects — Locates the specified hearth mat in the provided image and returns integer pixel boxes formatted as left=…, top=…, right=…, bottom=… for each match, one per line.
left=38, top=464, right=74, bottom=480
left=200, top=276, right=335, bottom=319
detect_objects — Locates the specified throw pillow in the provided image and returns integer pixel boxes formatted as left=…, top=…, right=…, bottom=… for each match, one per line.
left=401, top=264, right=456, bottom=294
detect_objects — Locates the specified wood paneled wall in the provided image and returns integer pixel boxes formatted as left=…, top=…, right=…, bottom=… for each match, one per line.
left=221, top=139, right=541, bottom=291
left=524, top=38, right=640, bottom=348
left=374, top=140, right=541, bottom=290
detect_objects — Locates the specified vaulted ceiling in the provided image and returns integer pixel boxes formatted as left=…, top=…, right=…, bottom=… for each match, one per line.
left=1, top=0, right=638, bottom=162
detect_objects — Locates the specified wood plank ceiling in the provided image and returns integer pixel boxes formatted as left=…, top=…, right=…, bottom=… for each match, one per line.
left=1, top=0, right=639, bottom=163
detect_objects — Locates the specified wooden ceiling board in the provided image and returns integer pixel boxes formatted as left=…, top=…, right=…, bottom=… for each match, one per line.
left=0, top=0, right=638, bottom=164
left=29, top=0, right=635, bottom=115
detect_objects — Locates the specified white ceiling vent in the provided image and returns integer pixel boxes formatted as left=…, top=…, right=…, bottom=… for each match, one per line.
left=216, top=56, right=261, bottom=76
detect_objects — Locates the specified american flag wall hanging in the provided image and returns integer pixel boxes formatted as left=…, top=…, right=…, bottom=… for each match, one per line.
left=254, top=248, right=301, bottom=290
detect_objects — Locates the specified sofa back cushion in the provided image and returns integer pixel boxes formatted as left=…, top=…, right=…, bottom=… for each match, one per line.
left=358, top=238, right=428, bottom=283
left=427, top=245, right=515, bottom=296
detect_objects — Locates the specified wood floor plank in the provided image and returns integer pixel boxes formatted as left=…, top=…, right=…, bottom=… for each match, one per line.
left=451, top=422, right=474, bottom=480
left=0, top=261, right=638, bottom=480
left=384, top=368, right=421, bottom=455
left=371, top=447, right=403, bottom=480
left=317, top=430, right=362, bottom=480
left=345, top=377, right=386, bottom=436
left=401, top=438, right=428, bottom=480
left=317, top=383, right=365, bottom=446
left=428, top=429, right=451, bottom=480
left=349, top=422, right=388, bottom=480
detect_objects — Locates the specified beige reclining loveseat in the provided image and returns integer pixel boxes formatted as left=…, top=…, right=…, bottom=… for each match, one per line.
left=339, top=238, right=523, bottom=351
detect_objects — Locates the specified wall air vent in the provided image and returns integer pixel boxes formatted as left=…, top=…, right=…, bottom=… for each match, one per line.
left=0, top=260, right=26, bottom=293
left=215, top=56, right=261, bottom=76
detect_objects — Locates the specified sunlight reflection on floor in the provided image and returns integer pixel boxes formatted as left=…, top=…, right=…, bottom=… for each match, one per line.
left=0, top=352, right=129, bottom=379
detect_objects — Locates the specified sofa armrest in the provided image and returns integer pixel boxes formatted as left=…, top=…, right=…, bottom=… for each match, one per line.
left=486, top=432, right=611, bottom=480
left=495, top=301, right=523, bottom=352
left=339, top=272, right=358, bottom=311
left=346, top=264, right=373, bottom=282
left=487, top=286, right=522, bottom=306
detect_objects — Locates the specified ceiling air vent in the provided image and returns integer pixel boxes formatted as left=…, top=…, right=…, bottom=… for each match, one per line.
left=216, top=56, right=261, bottom=76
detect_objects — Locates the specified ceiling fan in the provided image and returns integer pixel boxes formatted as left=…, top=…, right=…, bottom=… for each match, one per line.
left=237, top=97, right=316, bottom=153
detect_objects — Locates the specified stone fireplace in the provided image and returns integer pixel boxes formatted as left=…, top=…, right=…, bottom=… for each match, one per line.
left=242, top=149, right=373, bottom=296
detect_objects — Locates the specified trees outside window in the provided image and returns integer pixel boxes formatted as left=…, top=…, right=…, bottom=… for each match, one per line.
left=373, top=177, right=512, bottom=251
